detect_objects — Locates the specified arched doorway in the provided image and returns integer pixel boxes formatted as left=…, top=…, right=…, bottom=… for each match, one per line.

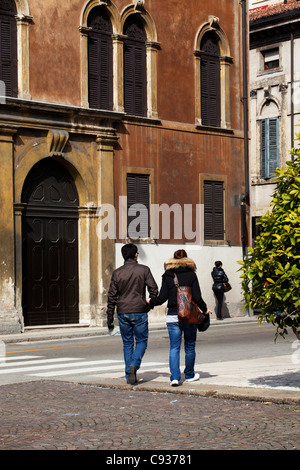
left=21, top=158, right=79, bottom=326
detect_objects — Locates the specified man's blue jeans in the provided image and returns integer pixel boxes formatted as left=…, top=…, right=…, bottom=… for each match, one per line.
left=167, top=321, right=197, bottom=382
left=118, top=313, right=148, bottom=383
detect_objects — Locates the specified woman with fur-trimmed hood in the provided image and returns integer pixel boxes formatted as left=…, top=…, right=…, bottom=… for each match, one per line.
left=148, top=249, right=211, bottom=386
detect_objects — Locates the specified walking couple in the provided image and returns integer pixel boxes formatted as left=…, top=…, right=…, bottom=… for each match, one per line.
left=107, top=244, right=211, bottom=386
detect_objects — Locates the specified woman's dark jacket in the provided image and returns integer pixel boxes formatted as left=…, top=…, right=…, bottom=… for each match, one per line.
left=211, top=266, right=228, bottom=292
left=149, top=258, right=207, bottom=320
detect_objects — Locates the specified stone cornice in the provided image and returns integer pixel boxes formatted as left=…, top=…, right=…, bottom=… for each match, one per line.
left=0, top=98, right=124, bottom=135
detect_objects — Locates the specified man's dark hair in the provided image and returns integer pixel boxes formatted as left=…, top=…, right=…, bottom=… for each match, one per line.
left=121, top=243, right=138, bottom=260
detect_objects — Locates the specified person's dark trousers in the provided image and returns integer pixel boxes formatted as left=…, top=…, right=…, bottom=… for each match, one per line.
left=118, top=312, right=148, bottom=383
left=213, top=289, right=224, bottom=319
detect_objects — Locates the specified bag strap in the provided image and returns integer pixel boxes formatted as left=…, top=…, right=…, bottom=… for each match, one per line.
left=173, top=273, right=179, bottom=288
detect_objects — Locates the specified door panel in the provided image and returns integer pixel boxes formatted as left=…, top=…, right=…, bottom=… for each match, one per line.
left=22, top=159, right=79, bottom=326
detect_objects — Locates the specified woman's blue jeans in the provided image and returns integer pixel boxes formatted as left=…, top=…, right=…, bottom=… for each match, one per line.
left=167, top=321, right=197, bottom=381
left=118, top=313, right=148, bottom=383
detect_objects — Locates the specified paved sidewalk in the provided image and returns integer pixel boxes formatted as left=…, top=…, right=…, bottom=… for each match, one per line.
left=0, top=380, right=299, bottom=450
left=1, top=316, right=300, bottom=451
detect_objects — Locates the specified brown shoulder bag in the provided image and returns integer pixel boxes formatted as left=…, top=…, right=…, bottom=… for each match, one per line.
left=173, top=274, right=206, bottom=325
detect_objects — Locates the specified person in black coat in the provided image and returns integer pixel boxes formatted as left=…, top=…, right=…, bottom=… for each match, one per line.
left=211, top=261, right=229, bottom=320
left=148, top=249, right=211, bottom=386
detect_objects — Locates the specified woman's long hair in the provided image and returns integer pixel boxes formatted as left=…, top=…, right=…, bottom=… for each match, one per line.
left=174, top=249, right=187, bottom=259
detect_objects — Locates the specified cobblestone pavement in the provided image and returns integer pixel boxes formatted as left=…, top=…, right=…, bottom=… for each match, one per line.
left=0, top=380, right=299, bottom=451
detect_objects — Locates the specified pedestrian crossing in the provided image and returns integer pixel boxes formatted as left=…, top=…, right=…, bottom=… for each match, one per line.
left=0, top=354, right=168, bottom=381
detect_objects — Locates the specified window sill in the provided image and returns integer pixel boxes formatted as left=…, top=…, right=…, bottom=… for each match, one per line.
left=251, top=177, right=277, bottom=185
left=204, top=240, right=229, bottom=246
left=257, top=66, right=283, bottom=77
left=124, top=237, right=156, bottom=245
left=123, top=114, right=161, bottom=126
left=195, top=123, right=234, bottom=135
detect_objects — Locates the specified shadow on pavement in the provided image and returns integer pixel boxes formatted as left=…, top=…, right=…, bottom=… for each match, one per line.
left=249, top=371, right=300, bottom=389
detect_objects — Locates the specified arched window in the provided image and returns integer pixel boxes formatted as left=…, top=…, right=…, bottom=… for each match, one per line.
left=123, top=14, right=147, bottom=117
left=0, top=0, right=17, bottom=98
left=200, top=32, right=221, bottom=128
left=87, top=6, right=113, bottom=110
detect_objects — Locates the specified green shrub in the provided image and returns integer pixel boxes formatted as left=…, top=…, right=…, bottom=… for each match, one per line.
left=240, top=133, right=300, bottom=339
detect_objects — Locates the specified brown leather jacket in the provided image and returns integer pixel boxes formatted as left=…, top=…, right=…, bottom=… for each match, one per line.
left=107, top=259, right=158, bottom=322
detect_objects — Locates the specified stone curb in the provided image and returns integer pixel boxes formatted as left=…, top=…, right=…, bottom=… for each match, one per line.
left=76, top=377, right=300, bottom=406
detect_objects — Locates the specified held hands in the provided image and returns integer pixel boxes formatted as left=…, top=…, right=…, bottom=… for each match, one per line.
left=146, top=297, right=151, bottom=304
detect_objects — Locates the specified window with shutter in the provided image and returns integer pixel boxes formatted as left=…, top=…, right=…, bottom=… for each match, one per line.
left=123, top=15, right=147, bottom=117
left=0, top=1, right=17, bottom=98
left=261, top=118, right=279, bottom=179
left=263, top=48, right=279, bottom=71
left=200, top=33, right=221, bottom=128
left=204, top=180, right=224, bottom=240
left=127, top=173, right=150, bottom=238
left=87, top=7, right=113, bottom=110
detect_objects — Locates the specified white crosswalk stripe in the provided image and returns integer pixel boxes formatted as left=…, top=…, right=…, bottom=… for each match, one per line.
left=0, top=355, right=168, bottom=379
left=0, top=358, right=121, bottom=375
left=1, top=355, right=44, bottom=361
left=30, top=362, right=166, bottom=377
left=0, top=357, right=81, bottom=368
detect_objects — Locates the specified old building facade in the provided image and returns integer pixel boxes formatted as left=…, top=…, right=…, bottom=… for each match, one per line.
left=249, top=0, right=300, bottom=243
left=0, top=0, right=248, bottom=334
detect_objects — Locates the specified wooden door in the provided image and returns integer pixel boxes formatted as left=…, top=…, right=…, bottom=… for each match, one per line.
left=22, top=159, right=79, bottom=326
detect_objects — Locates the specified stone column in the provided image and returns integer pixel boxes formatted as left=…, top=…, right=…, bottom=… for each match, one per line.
left=0, top=127, right=22, bottom=333
left=16, top=15, right=32, bottom=100
left=112, top=34, right=125, bottom=113
left=79, top=25, right=92, bottom=108
left=146, top=41, right=160, bottom=119
left=92, top=128, right=119, bottom=326
left=220, top=55, right=233, bottom=129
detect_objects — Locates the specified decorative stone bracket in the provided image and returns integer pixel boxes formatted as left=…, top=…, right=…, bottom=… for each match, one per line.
left=133, top=0, right=145, bottom=11
left=208, top=15, right=219, bottom=28
left=47, top=129, right=69, bottom=157
left=279, top=82, right=288, bottom=93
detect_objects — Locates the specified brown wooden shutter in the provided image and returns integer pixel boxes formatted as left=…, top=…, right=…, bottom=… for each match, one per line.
left=124, top=42, right=134, bottom=114
left=88, top=33, right=113, bottom=109
left=123, top=16, right=147, bottom=117
left=88, top=7, right=113, bottom=110
left=127, top=173, right=150, bottom=238
left=200, top=33, right=221, bottom=127
left=204, top=181, right=224, bottom=240
left=0, top=7, right=17, bottom=98
left=201, top=59, right=209, bottom=125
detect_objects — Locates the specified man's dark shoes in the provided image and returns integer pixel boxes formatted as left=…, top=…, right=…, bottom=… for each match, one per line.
left=128, top=365, right=137, bottom=385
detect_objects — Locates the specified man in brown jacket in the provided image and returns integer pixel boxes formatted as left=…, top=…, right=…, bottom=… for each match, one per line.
left=107, top=244, right=158, bottom=384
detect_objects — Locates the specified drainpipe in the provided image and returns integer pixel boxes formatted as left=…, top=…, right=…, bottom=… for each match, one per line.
left=291, top=31, right=294, bottom=155
left=240, top=0, right=249, bottom=260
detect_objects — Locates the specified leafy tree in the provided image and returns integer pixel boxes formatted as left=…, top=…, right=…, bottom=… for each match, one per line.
left=240, top=133, right=300, bottom=339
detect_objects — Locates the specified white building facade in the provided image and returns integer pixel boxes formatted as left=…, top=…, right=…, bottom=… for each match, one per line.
left=249, top=0, right=300, bottom=242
